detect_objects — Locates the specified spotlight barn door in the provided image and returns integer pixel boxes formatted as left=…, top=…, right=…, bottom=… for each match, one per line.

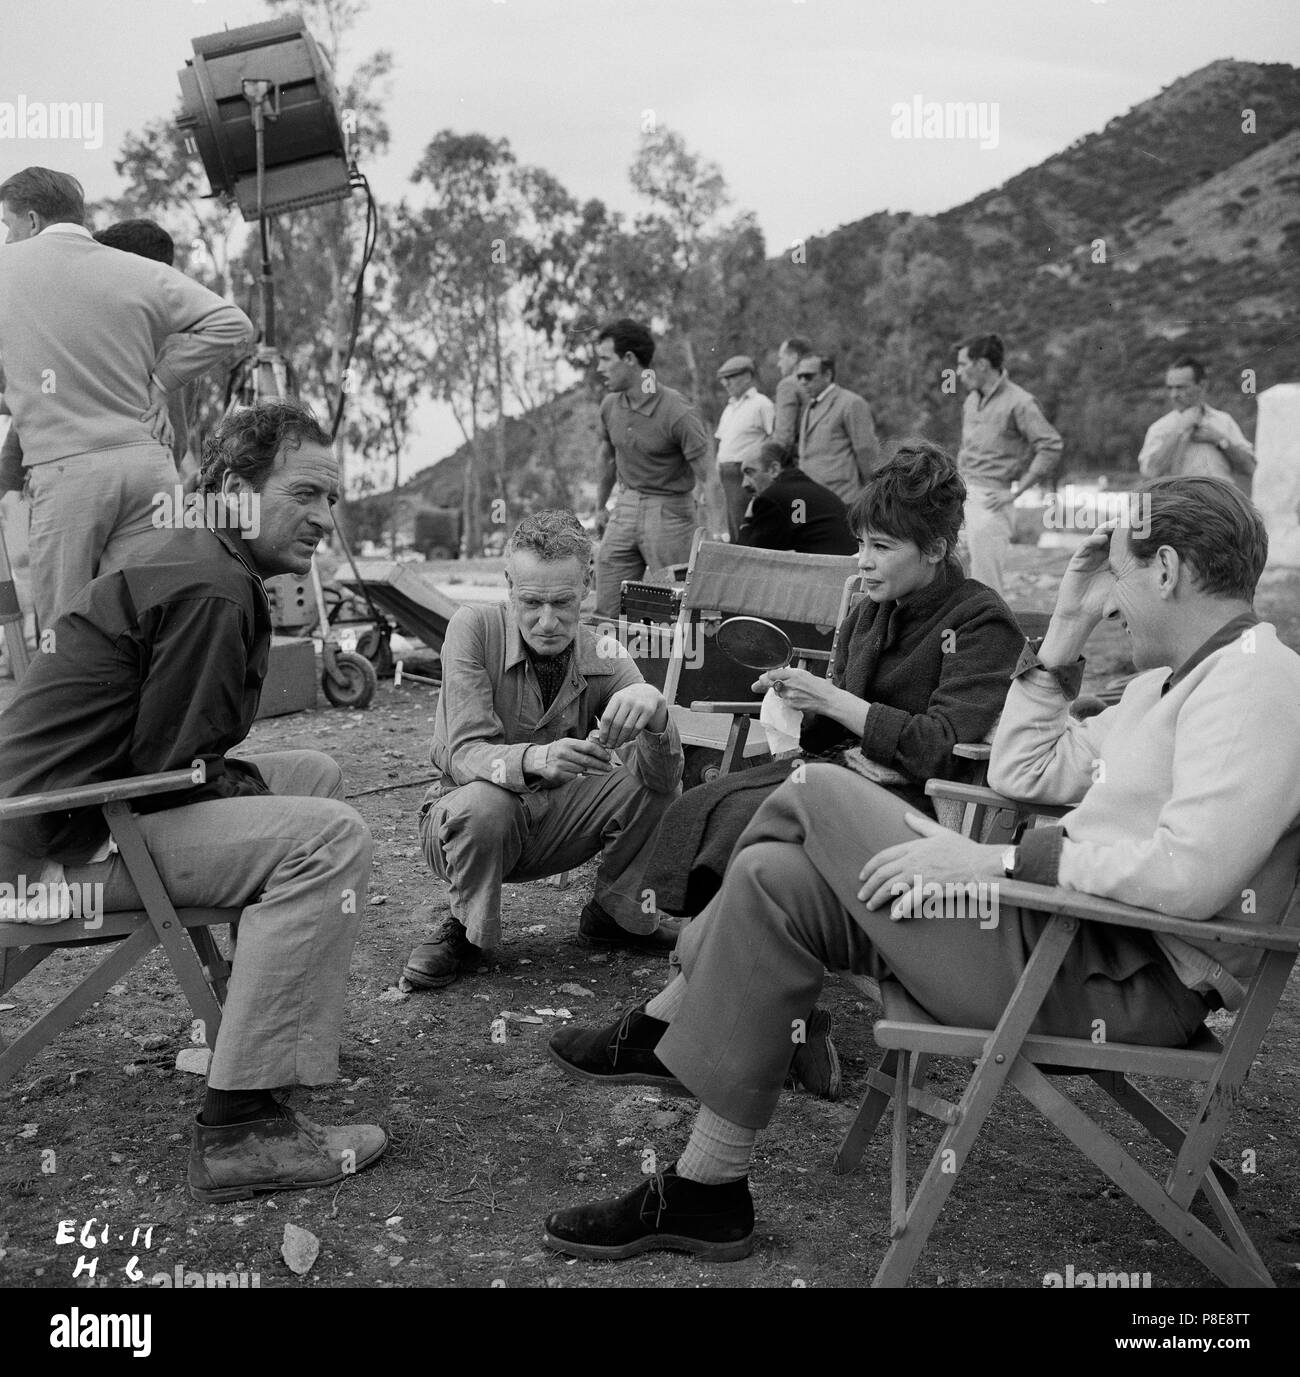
left=178, top=14, right=352, bottom=220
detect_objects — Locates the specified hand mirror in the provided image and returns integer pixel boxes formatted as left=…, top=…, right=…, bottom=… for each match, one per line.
left=714, top=616, right=794, bottom=671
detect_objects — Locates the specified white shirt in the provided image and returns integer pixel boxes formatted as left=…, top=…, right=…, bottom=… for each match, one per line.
left=714, top=386, right=774, bottom=467
left=1138, top=405, right=1252, bottom=482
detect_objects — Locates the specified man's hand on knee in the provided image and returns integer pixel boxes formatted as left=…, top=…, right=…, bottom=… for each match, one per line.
left=595, top=684, right=668, bottom=749
left=525, top=737, right=614, bottom=787
left=857, top=812, right=1004, bottom=918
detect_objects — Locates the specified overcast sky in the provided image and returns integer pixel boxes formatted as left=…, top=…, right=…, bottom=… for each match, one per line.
left=3, top=0, right=1297, bottom=470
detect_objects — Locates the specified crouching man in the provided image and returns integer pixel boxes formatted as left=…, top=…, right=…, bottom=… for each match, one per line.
left=401, top=509, right=684, bottom=991
left=541, top=476, right=1300, bottom=1260
left=0, top=399, right=386, bottom=1202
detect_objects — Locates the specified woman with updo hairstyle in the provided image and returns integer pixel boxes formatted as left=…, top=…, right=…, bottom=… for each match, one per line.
left=638, top=438, right=1025, bottom=1091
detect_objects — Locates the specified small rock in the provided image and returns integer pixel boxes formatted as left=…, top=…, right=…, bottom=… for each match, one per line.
left=631, top=968, right=651, bottom=977
left=175, top=1047, right=212, bottom=1076
left=138, top=1034, right=171, bottom=1052
left=651, top=1110, right=680, bottom=1130
left=109, top=983, right=127, bottom=996
left=17, top=1123, right=38, bottom=1139
left=281, top=1223, right=320, bottom=1276
left=368, top=895, right=388, bottom=906
left=523, top=925, right=547, bottom=936
left=376, top=987, right=409, bottom=1004
left=559, top=983, right=594, bottom=999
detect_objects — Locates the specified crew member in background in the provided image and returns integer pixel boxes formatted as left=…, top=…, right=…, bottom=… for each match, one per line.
left=954, top=332, right=1062, bottom=598
left=772, top=335, right=810, bottom=457
left=592, top=318, right=711, bottom=618
left=0, top=167, right=252, bottom=628
left=713, top=355, right=773, bottom=542
left=795, top=349, right=881, bottom=504
left=1138, top=355, right=1255, bottom=497
left=736, top=439, right=856, bottom=555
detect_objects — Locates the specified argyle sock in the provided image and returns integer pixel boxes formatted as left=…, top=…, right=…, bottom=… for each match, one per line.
left=200, top=1087, right=281, bottom=1127
left=645, top=974, right=688, bottom=1022
left=675, top=1105, right=757, bottom=1184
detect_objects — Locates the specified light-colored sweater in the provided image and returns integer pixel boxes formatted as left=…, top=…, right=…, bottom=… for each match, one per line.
left=0, top=226, right=252, bottom=466
left=990, top=622, right=1300, bottom=1008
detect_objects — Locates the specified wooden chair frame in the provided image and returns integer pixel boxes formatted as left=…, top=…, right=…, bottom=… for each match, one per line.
left=834, top=778, right=1300, bottom=1288
left=0, top=763, right=237, bottom=1087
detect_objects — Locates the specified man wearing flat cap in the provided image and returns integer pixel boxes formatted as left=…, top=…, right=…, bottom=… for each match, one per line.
left=713, top=355, right=774, bottom=543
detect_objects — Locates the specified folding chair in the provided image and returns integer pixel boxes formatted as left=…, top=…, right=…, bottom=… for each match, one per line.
left=834, top=778, right=1300, bottom=1289
left=0, top=763, right=237, bottom=1087
left=662, top=532, right=858, bottom=783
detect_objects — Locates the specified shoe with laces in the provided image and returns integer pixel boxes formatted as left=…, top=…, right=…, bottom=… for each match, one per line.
left=543, top=1164, right=755, bottom=1261
left=400, top=912, right=484, bottom=991
left=577, top=900, right=681, bottom=954
left=788, top=1006, right=841, bottom=1099
left=188, top=1106, right=387, bottom=1203
left=547, top=1001, right=690, bottom=1095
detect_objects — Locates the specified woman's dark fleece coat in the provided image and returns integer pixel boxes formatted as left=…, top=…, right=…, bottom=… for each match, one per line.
left=643, top=557, right=1025, bottom=915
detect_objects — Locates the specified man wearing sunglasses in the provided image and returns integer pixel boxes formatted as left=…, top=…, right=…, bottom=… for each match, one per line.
left=795, top=351, right=881, bottom=504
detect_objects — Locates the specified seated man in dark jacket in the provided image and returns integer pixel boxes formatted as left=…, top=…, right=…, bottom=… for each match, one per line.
left=0, top=399, right=385, bottom=1203
left=736, top=440, right=857, bottom=555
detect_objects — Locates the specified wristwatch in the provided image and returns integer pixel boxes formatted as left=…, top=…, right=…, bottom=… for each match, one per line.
left=1001, top=845, right=1019, bottom=879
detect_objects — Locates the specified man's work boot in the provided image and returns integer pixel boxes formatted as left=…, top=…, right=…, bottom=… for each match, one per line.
left=578, top=900, right=680, bottom=955
left=400, top=912, right=485, bottom=991
left=188, top=1107, right=387, bottom=1203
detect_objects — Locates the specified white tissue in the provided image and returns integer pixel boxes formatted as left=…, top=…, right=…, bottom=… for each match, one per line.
left=759, top=687, right=802, bottom=755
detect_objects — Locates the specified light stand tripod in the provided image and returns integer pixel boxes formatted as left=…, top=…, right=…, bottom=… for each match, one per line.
left=229, top=78, right=377, bottom=709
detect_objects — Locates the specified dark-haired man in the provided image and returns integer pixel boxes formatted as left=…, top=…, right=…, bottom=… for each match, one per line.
left=402, top=509, right=684, bottom=990
left=736, top=440, right=856, bottom=555
left=0, top=399, right=386, bottom=1202
left=542, top=476, right=1300, bottom=1261
left=795, top=350, right=880, bottom=504
left=1138, top=356, right=1255, bottom=495
left=955, top=332, right=1062, bottom=597
left=592, top=318, right=711, bottom=617
left=0, top=167, right=252, bottom=626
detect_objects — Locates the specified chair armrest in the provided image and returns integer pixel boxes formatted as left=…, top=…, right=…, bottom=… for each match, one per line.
left=689, top=701, right=765, bottom=715
left=995, top=879, right=1300, bottom=954
left=952, top=742, right=991, bottom=761
left=925, top=780, right=1072, bottom=820
left=0, top=762, right=208, bottom=821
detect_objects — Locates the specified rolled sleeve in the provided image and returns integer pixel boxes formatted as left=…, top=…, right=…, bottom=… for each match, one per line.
left=631, top=719, right=685, bottom=794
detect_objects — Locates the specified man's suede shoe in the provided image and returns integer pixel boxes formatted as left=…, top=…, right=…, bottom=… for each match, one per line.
left=788, top=1006, right=841, bottom=1100
left=577, top=900, right=680, bottom=954
left=188, top=1108, right=388, bottom=1203
left=400, top=913, right=484, bottom=991
left=547, top=1001, right=690, bottom=1095
left=544, top=1164, right=755, bottom=1261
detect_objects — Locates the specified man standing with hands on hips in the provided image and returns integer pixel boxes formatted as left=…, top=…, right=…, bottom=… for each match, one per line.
left=591, top=319, right=712, bottom=618
left=955, top=332, right=1062, bottom=598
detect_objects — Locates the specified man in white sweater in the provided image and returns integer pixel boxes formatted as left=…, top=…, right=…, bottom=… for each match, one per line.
left=542, top=474, right=1300, bottom=1262
left=0, top=167, right=253, bottom=627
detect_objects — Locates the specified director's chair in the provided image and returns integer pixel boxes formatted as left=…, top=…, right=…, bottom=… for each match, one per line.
left=833, top=778, right=1300, bottom=1288
left=0, top=763, right=238, bottom=1087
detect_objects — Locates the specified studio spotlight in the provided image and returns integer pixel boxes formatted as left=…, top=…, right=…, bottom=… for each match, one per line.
left=177, top=13, right=351, bottom=221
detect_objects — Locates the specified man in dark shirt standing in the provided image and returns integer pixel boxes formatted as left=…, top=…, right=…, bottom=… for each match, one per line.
left=0, top=398, right=386, bottom=1202
left=593, top=318, right=712, bottom=617
left=736, top=440, right=857, bottom=555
